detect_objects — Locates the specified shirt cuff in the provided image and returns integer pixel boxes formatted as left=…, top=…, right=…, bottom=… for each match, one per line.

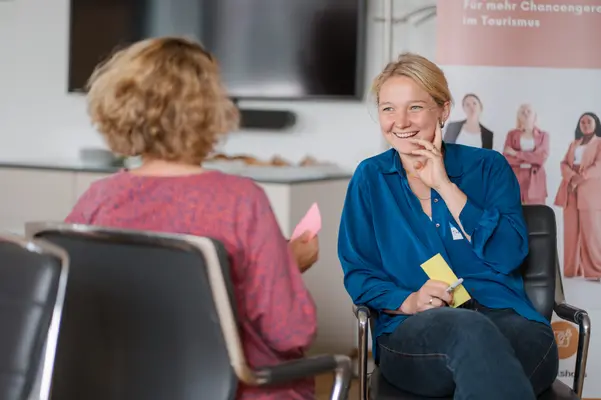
left=459, top=199, right=485, bottom=236
left=380, top=289, right=413, bottom=312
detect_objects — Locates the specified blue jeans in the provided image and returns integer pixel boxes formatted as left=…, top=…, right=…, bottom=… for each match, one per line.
left=377, top=303, right=559, bottom=399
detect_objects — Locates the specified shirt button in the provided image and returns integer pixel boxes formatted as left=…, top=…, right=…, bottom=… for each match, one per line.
left=434, top=198, right=439, bottom=203
left=435, top=223, right=440, bottom=228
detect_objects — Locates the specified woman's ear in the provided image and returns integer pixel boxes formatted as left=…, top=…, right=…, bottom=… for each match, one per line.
left=441, top=101, right=451, bottom=124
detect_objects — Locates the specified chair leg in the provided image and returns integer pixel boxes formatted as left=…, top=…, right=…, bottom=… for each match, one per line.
left=330, top=355, right=353, bottom=400
left=358, top=310, right=370, bottom=400
left=573, top=313, right=591, bottom=397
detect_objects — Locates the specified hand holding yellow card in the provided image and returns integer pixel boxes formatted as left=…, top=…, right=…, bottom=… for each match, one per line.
left=420, top=254, right=471, bottom=308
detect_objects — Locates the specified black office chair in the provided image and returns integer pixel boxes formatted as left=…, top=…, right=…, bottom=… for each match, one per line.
left=0, top=232, right=68, bottom=400
left=353, top=205, right=591, bottom=400
left=26, top=222, right=352, bottom=400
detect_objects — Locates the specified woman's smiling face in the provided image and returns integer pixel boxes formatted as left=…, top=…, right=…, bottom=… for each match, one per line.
left=378, top=75, right=447, bottom=155
left=580, top=115, right=596, bottom=135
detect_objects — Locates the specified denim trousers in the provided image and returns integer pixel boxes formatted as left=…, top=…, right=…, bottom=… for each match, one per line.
left=377, top=301, right=559, bottom=399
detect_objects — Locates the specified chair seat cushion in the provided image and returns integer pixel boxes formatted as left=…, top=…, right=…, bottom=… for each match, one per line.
left=369, top=367, right=578, bottom=400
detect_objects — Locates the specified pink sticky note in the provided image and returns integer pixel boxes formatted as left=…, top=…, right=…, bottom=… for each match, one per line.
left=291, top=203, right=322, bottom=241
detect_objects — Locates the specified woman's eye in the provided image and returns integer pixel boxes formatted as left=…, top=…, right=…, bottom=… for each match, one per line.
left=382, top=107, right=393, bottom=112
left=410, top=105, right=423, bottom=110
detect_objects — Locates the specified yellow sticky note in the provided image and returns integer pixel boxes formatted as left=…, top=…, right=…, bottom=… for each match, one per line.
left=420, top=254, right=471, bottom=308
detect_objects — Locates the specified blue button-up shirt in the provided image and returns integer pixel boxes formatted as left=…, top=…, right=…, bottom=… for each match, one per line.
left=338, top=144, right=548, bottom=353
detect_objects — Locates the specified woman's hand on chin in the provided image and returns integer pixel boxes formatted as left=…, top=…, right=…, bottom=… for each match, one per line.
left=407, top=123, right=451, bottom=190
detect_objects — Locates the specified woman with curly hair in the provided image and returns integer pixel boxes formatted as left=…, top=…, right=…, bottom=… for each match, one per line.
left=555, top=112, right=601, bottom=281
left=66, top=37, right=319, bottom=399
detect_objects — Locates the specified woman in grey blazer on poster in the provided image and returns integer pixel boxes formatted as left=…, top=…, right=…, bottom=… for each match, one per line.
left=444, top=93, right=494, bottom=149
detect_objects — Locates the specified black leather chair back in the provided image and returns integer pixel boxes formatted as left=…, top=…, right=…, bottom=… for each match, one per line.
left=520, top=205, right=557, bottom=322
left=33, top=229, right=237, bottom=400
left=0, top=236, right=66, bottom=400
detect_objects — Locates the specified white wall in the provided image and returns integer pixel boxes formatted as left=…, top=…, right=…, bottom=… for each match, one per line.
left=0, top=0, right=436, bottom=170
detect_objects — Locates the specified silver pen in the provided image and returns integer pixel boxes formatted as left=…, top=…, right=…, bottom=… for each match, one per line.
left=446, top=278, right=464, bottom=293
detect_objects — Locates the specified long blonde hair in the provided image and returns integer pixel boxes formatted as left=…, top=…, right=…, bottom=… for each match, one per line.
left=515, top=104, right=537, bottom=130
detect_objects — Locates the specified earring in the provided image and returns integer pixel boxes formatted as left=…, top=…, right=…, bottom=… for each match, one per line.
left=440, top=121, right=445, bottom=129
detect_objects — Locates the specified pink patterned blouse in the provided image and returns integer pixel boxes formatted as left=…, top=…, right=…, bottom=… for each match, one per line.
left=65, top=170, right=318, bottom=399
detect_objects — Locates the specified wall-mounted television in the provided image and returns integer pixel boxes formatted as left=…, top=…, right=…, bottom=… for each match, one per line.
left=68, top=0, right=367, bottom=100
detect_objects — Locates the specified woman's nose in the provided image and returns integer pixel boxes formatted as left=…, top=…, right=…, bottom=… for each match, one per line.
left=393, top=110, right=410, bottom=128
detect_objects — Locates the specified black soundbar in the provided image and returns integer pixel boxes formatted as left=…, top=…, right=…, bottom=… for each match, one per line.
left=238, top=108, right=297, bottom=131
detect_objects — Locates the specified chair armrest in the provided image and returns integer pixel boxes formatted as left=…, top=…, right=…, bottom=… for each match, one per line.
left=353, top=304, right=372, bottom=400
left=255, top=354, right=352, bottom=400
left=555, top=302, right=586, bottom=324
left=554, top=302, right=591, bottom=398
left=353, top=304, right=371, bottom=319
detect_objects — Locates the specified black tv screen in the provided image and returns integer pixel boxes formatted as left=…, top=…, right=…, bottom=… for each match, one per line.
left=68, top=0, right=367, bottom=100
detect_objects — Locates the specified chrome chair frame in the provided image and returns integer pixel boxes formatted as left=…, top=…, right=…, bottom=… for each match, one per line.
left=26, top=222, right=352, bottom=400
left=0, top=232, right=69, bottom=400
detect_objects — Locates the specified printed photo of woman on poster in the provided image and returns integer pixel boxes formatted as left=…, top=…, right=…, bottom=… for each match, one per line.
left=503, top=104, right=549, bottom=205
left=443, top=93, right=494, bottom=149
left=554, top=112, right=601, bottom=281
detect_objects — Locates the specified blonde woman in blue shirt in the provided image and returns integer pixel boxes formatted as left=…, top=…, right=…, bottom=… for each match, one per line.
left=338, top=53, right=559, bottom=400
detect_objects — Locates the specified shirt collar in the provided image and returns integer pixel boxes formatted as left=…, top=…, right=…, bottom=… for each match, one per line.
left=383, top=142, right=463, bottom=178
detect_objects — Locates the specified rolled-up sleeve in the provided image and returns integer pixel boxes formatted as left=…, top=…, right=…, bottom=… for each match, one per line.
left=338, top=165, right=412, bottom=311
left=459, top=153, right=529, bottom=274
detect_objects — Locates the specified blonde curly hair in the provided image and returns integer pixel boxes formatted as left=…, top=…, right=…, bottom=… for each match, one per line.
left=86, top=36, right=239, bottom=164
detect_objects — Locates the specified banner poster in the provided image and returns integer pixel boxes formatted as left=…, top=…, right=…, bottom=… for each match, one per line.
left=436, top=0, right=601, bottom=397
